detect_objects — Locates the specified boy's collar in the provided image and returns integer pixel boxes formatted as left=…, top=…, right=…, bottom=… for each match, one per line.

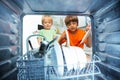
left=68, top=29, right=78, bottom=34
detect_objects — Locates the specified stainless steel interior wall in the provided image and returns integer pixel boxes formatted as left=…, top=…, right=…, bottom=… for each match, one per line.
left=0, top=1, right=21, bottom=80
left=0, top=0, right=120, bottom=80
left=93, top=1, right=120, bottom=80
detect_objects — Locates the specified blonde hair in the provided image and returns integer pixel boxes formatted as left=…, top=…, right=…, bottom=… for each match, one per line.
left=41, top=15, right=53, bottom=24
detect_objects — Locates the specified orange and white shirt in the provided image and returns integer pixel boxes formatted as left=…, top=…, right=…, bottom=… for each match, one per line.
left=60, top=29, right=88, bottom=49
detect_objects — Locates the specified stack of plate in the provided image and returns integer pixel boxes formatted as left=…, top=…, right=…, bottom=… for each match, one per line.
left=51, top=41, right=64, bottom=76
left=62, top=46, right=87, bottom=71
left=51, top=42, right=87, bottom=76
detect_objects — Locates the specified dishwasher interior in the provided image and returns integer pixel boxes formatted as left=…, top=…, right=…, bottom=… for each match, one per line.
left=0, top=0, right=120, bottom=80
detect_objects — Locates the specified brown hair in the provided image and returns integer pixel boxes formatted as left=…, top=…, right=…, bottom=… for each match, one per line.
left=64, top=15, right=78, bottom=26
left=41, top=15, right=53, bottom=24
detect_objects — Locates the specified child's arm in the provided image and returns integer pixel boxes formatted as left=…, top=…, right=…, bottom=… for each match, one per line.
left=80, top=24, right=92, bottom=48
left=58, top=32, right=66, bottom=46
left=86, top=33, right=92, bottom=48
left=85, top=24, right=92, bottom=48
left=80, top=29, right=91, bottom=44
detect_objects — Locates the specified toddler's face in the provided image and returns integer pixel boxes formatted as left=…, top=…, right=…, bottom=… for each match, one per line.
left=67, top=22, right=78, bottom=32
left=43, top=18, right=52, bottom=30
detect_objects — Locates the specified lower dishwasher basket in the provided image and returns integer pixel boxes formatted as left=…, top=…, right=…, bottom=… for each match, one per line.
left=17, top=54, right=101, bottom=80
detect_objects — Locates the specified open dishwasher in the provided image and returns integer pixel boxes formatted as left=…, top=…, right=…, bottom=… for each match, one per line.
left=17, top=34, right=101, bottom=80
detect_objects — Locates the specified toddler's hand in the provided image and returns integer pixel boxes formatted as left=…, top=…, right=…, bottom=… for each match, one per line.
left=33, top=30, right=38, bottom=34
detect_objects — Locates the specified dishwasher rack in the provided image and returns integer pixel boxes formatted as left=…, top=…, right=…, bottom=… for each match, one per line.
left=17, top=34, right=101, bottom=80
left=17, top=53, right=101, bottom=80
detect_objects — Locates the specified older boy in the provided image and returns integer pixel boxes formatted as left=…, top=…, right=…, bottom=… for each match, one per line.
left=58, top=15, right=92, bottom=48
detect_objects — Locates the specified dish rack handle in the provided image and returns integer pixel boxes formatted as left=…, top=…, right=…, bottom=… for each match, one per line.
left=26, top=34, right=47, bottom=58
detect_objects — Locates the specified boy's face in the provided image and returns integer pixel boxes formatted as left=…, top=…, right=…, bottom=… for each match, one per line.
left=43, top=18, right=52, bottom=30
left=67, top=21, right=78, bottom=32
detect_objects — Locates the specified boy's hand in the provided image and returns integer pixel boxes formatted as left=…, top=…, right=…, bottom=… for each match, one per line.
left=85, top=24, right=91, bottom=31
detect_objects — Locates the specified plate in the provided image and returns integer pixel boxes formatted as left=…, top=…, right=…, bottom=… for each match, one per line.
left=62, top=46, right=78, bottom=71
left=62, top=46, right=87, bottom=71
left=74, top=47, right=87, bottom=70
left=51, top=41, right=64, bottom=76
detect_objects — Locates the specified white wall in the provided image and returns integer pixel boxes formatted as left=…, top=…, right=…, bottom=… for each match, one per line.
left=23, top=15, right=90, bottom=54
left=23, top=15, right=43, bottom=54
